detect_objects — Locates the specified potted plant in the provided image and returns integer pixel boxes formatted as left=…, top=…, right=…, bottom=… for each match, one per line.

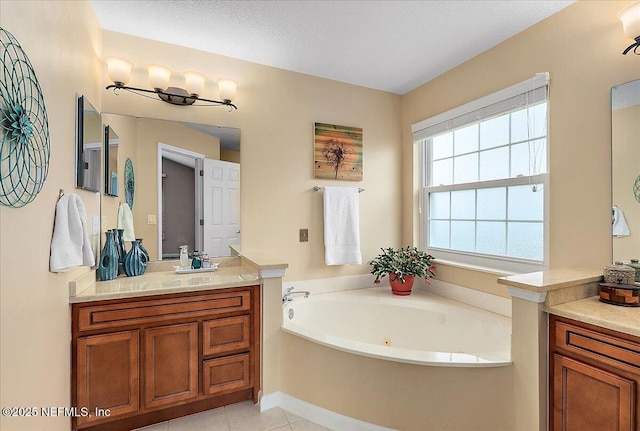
left=369, top=246, right=436, bottom=295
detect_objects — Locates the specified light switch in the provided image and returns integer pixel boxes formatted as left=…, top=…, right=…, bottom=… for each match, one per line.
left=92, top=216, right=100, bottom=235
left=147, top=215, right=157, bottom=225
left=299, top=228, right=309, bottom=242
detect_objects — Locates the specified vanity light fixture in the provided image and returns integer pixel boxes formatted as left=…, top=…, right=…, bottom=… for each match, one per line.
left=619, top=1, right=640, bottom=55
left=105, top=57, right=238, bottom=109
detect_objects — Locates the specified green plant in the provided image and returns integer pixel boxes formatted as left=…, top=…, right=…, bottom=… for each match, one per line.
left=369, top=246, right=436, bottom=285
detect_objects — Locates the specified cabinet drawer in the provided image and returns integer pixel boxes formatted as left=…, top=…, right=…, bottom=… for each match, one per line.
left=77, top=291, right=251, bottom=331
left=203, top=315, right=251, bottom=356
left=554, top=320, right=640, bottom=374
left=203, top=353, right=251, bottom=396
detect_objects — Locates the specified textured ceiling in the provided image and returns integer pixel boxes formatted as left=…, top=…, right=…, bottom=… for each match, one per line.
left=90, top=0, right=575, bottom=95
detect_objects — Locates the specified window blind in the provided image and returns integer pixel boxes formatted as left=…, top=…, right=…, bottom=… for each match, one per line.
left=412, top=73, right=549, bottom=142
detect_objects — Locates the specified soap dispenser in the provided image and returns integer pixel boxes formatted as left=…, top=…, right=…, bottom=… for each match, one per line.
left=179, top=245, right=189, bottom=269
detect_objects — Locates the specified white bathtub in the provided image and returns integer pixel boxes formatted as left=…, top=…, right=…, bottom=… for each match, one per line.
left=281, top=285, right=511, bottom=367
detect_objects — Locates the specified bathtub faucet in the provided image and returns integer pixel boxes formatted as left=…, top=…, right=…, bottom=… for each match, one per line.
left=282, top=287, right=310, bottom=304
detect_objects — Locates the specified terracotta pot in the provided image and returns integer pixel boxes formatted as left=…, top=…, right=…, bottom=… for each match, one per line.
left=389, top=273, right=415, bottom=296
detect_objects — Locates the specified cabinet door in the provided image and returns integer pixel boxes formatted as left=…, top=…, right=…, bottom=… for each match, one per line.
left=144, top=323, right=198, bottom=409
left=76, top=330, right=139, bottom=427
left=553, top=354, right=636, bottom=431
left=203, top=353, right=251, bottom=395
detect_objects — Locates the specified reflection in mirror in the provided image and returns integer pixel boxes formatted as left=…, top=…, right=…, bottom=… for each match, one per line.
left=104, top=125, right=119, bottom=196
left=101, top=113, right=240, bottom=261
left=611, top=79, right=640, bottom=263
left=76, top=96, right=102, bottom=192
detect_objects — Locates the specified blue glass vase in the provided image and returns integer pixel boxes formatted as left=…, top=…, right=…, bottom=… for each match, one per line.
left=115, top=229, right=126, bottom=274
left=136, top=238, right=150, bottom=263
left=98, top=230, right=119, bottom=281
left=124, top=240, right=148, bottom=277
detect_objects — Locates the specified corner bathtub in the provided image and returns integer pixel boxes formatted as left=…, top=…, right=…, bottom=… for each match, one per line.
left=282, top=286, right=511, bottom=367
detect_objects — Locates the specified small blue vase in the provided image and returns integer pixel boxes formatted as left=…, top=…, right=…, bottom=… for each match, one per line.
left=136, top=238, right=150, bottom=263
left=124, top=240, right=148, bottom=277
left=115, top=229, right=127, bottom=274
left=98, top=230, right=119, bottom=281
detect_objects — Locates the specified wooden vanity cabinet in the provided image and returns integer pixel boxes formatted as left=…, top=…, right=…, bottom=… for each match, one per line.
left=549, top=315, right=640, bottom=431
left=71, top=285, right=260, bottom=431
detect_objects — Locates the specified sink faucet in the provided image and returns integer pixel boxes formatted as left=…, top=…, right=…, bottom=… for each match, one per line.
left=282, top=286, right=310, bottom=304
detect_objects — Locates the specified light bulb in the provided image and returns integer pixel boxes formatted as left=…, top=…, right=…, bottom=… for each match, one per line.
left=217, top=78, right=237, bottom=102
left=184, top=71, right=206, bottom=96
left=147, top=65, right=171, bottom=91
left=106, top=57, right=133, bottom=86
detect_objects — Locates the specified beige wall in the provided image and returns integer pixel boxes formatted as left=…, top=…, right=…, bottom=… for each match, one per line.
left=612, top=105, right=640, bottom=261
left=0, top=1, right=102, bottom=431
left=402, top=0, right=639, bottom=296
left=100, top=31, right=403, bottom=282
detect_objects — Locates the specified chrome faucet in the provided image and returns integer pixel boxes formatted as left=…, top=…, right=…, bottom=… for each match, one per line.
left=282, top=286, right=310, bottom=304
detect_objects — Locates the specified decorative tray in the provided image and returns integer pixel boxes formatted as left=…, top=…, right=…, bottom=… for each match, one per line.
left=173, top=264, right=219, bottom=274
left=598, top=282, right=640, bottom=307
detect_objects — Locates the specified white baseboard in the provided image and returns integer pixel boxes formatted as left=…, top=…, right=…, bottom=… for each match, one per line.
left=260, top=391, right=396, bottom=431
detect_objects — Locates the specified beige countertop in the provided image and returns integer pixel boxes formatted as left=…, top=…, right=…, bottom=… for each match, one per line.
left=546, top=296, right=640, bottom=338
left=69, top=266, right=261, bottom=303
left=499, top=267, right=639, bottom=338
left=69, top=254, right=288, bottom=304
left=497, top=267, right=603, bottom=293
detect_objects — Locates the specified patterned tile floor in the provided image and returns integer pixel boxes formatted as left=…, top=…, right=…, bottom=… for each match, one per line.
left=133, top=400, right=332, bottom=431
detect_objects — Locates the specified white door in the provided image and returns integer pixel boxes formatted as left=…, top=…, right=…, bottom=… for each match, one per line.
left=202, top=159, right=240, bottom=257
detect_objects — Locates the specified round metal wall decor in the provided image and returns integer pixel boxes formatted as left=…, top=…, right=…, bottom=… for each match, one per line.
left=0, top=27, right=50, bottom=208
left=634, top=175, right=640, bottom=204
left=124, top=158, right=135, bottom=209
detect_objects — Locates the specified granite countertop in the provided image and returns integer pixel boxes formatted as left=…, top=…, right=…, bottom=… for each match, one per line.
left=69, top=266, right=261, bottom=303
left=546, top=296, right=640, bottom=338
left=69, top=254, right=288, bottom=304
left=499, top=267, right=639, bottom=339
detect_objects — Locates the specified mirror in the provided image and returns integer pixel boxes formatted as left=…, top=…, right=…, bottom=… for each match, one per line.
left=76, top=96, right=102, bottom=192
left=101, top=113, right=240, bottom=262
left=611, top=78, right=640, bottom=262
left=104, top=125, right=120, bottom=196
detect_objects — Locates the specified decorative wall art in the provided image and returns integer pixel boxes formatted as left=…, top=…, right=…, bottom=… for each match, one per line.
left=314, top=122, right=363, bottom=181
left=124, top=158, right=135, bottom=209
left=0, top=27, right=50, bottom=208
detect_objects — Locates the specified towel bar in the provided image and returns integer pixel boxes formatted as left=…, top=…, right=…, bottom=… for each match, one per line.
left=313, top=186, right=364, bottom=193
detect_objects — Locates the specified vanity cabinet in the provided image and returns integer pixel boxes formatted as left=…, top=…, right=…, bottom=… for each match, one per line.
left=549, top=315, right=640, bottom=431
left=71, top=285, right=260, bottom=431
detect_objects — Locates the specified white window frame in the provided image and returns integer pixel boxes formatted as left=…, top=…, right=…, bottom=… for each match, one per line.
left=413, top=74, right=550, bottom=274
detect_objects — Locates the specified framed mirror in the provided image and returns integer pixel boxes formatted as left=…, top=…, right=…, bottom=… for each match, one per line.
left=101, top=113, right=240, bottom=262
left=611, top=78, right=640, bottom=263
left=76, top=96, right=102, bottom=192
left=104, top=125, right=120, bottom=196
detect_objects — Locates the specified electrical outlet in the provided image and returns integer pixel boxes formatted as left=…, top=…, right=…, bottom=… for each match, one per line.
left=147, top=215, right=157, bottom=225
left=299, top=228, right=309, bottom=242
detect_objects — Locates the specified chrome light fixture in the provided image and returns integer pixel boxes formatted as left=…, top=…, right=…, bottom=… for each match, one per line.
left=105, top=57, right=238, bottom=109
left=619, top=1, right=640, bottom=55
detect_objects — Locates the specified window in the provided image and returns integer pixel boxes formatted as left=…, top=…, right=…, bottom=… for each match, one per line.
left=413, top=74, right=549, bottom=273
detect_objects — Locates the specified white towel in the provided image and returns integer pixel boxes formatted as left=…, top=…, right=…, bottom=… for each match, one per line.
left=117, top=202, right=136, bottom=241
left=323, top=186, right=362, bottom=265
left=612, top=205, right=631, bottom=237
left=50, top=193, right=95, bottom=272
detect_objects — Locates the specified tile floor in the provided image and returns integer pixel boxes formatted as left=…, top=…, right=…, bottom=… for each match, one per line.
left=134, top=400, right=332, bottom=431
